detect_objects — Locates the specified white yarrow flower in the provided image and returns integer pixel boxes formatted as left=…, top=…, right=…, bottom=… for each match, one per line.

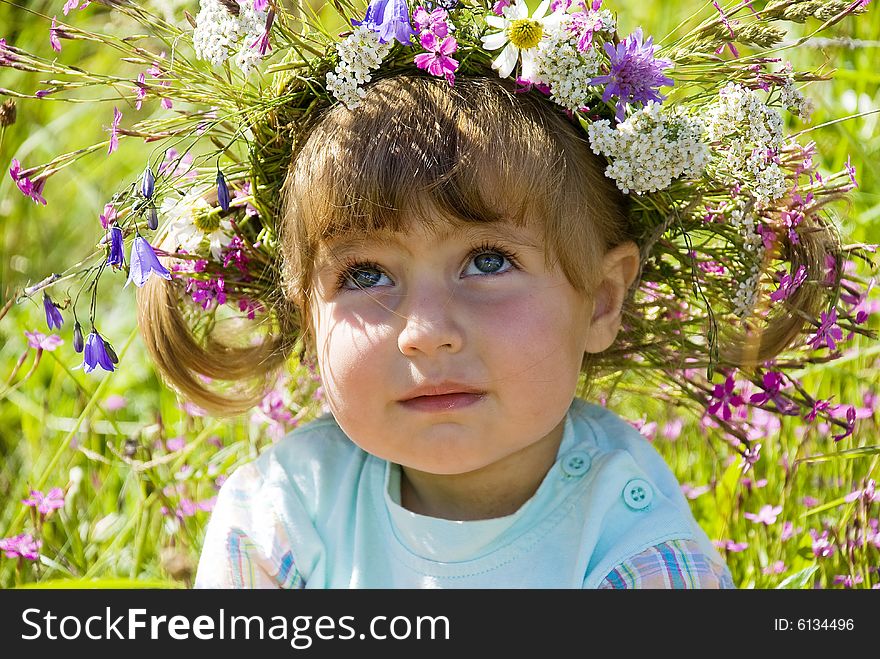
left=193, top=0, right=267, bottom=75
left=707, top=83, right=788, bottom=206
left=587, top=103, right=708, bottom=194
left=531, top=15, right=601, bottom=112
left=327, top=26, right=393, bottom=109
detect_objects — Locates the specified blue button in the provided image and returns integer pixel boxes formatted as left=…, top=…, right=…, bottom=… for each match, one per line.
left=560, top=450, right=591, bottom=477
left=623, top=478, right=653, bottom=510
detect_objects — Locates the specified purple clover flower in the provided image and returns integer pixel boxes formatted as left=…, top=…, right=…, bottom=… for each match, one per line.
left=107, top=226, right=124, bottom=269
left=808, top=308, right=844, bottom=351
left=82, top=329, right=115, bottom=373
left=590, top=28, right=673, bottom=121
left=125, top=236, right=172, bottom=288
left=0, top=533, right=41, bottom=560
left=352, top=0, right=416, bottom=45
left=22, top=487, right=65, bottom=515
left=43, top=293, right=64, bottom=330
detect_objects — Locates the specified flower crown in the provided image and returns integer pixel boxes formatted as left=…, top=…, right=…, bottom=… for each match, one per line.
left=3, top=0, right=877, bottom=455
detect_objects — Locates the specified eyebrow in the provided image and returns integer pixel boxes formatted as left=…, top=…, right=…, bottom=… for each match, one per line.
left=316, top=222, right=543, bottom=268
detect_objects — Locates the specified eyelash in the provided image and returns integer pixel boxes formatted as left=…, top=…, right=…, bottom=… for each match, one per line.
left=333, top=242, right=521, bottom=291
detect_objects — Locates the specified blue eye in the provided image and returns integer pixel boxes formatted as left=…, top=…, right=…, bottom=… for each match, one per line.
left=342, top=265, right=391, bottom=290
left=463, top=250, right=513, bottom=276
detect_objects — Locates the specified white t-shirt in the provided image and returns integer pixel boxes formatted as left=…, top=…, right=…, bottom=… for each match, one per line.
left=195, top=398, right=732, bottom=588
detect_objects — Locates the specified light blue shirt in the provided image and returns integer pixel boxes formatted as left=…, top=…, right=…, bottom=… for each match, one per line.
left=195, top=398, right=730, bottom=588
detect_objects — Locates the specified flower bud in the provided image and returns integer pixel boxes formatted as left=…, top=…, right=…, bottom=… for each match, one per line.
left=217, top=171, right=230, bottom=212
left=147, top=205, right=158, bottom=230
left=142, top=165, right=155, bottom=199
left=73, top=321, right=84, bottom=353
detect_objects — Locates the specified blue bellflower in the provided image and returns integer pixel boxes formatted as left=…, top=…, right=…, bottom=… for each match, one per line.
left=352, top=0, right=416, bottom=45
left=124, top=236, right=172, bottom=288
left=107, top=226, right=124, bottom=268
left=82, top=329, right=115, bottom=373
left=43, top=293, right=64, bottom=330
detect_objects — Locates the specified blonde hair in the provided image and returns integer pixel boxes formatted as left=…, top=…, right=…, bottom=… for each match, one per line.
left=138, top=74, right=632, bottom=414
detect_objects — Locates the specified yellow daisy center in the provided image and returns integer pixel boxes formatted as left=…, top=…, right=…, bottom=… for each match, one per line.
left=193, top=209, right=221, bottom=233
left=508, top=19, right=543, bottom=50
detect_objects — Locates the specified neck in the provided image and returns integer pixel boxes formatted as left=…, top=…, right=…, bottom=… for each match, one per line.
left=398, top=417, right=566, bottom=521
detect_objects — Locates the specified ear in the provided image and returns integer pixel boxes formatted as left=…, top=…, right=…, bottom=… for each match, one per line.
left=583, top=241, right=641, bottom=354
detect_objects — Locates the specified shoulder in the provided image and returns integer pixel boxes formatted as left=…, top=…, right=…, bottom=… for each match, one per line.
left=567, top=399, right=730, bottom=586
left=597, top=538, right=736, bottom=589
left=226, top=412, right=369, bottom=516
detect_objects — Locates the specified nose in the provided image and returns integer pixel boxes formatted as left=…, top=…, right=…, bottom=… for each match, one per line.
left=397, top=284, right=464, bottom=358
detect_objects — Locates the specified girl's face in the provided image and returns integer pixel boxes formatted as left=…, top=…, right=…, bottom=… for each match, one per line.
left=309, top=215, right=601, bottom=477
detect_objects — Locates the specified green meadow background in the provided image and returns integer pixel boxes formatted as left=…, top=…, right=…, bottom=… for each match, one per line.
left=0, top=1, right=878, bottom=589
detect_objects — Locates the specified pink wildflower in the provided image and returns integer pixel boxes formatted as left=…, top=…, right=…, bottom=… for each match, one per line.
left=22, top=487, right=65, bottom=515
left=707, top=375, right=745, bottom=421
left=414, top=32, right=458, bottom=86
left=810, top=529, right=835, bottom=558
left=99, top=202, right=117, bottom=229
left=50, top=17, right=62, bottom=52
left=844, top=155, right=858, bottom=188
left=106, top=106, right=122, bottom=154
left=831, top=405, right=856, bottom=442
left=713, top=539, right=748, bottom=552
left=770, top=265, right=807, bottom=302
left=9, top=159, right=47, bottom=205
left=845, top=479, right=878, bottom=504
left=744, top=504, right=783, bottom=525
left=492, top=0, right=510, bottom=15
left=762, top=561, right=786, bottom=575
left=24, top=330, right=63, bottom=351
left=807, top=308, right=843, bottom=351
left=0, top=533, right=41, bottom=560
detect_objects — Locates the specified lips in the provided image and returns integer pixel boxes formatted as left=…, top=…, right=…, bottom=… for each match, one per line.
left=398, top=382, right=487, bottom=412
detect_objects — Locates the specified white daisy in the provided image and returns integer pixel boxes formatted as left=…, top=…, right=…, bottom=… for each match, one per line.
left=480, top=0, right=565, bottom=80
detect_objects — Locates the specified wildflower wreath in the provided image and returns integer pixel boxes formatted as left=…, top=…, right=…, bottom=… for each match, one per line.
left=3, top=0, right=877, bottom=459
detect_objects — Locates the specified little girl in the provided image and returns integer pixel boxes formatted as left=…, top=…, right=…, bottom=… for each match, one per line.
left=180, top=74, right=735, bottom=588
